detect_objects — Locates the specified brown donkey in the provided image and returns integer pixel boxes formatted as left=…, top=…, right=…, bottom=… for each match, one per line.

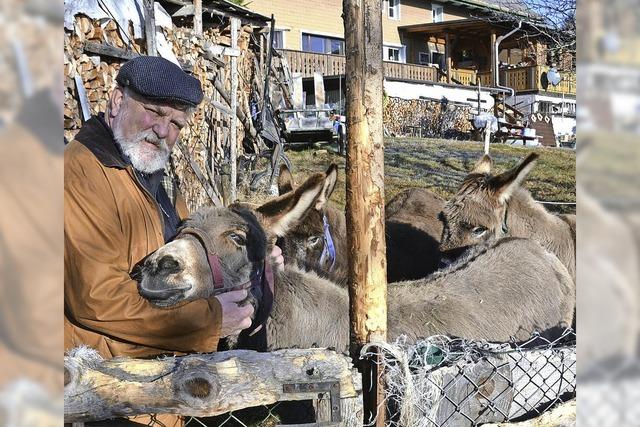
left=439, top=153, right=576, bottom=282
left=135, top=171, right=575, bottom=351
left=277, top=165, right=445, bottom=283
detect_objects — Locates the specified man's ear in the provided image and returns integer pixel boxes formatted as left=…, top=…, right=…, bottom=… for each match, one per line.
left=109, top=86, right=125, bottom=118
left=277, top=164, right=294, bottom=195
left=256, top=173, right=325, bottom=237
left=489, top=153, right=539, bottom=203
left=315, top=163, right=338, bottom=211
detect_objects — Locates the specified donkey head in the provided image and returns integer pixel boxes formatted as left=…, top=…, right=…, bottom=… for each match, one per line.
left=276, top=164, right=340, bottom=276
left=135, top=170, right=332, bottom=307
left=439, top=152, right=539, bottom=253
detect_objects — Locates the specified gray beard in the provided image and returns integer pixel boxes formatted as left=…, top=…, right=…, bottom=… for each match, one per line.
left=113, top=129, right=170, bottom=174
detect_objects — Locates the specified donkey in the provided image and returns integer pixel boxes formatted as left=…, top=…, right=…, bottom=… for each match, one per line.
left=135, top=171, right=575, bottom=352
left=276, top=165, right=444, bottom=283
left=439, top=153, right=576, bottom=282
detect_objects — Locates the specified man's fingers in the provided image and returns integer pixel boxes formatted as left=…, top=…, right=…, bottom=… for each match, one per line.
left=239, top=304, right=254, bottom=318
left=218, top=289, right=248, bottom=303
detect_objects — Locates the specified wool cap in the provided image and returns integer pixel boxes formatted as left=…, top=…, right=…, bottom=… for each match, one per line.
left=116, top=56, right=204, bottom=107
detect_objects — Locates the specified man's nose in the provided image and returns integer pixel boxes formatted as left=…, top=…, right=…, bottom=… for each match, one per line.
left=153, top=118, right=171, bottom=139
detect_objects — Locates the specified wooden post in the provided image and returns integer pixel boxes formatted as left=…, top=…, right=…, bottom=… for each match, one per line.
left=229, top=17, right=239, bottom=203
left=143, top=0, right=156, bottom=56
left=194, top=0, right=203, bottom=36
left=490, top=30, right=497, bottom=87
left=445, top=32, right=452, bottom=84
left=343, top=0, right=387, bottom=425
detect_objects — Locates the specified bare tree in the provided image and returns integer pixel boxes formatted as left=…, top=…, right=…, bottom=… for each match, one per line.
left=475, top=0, right=576, bottom=69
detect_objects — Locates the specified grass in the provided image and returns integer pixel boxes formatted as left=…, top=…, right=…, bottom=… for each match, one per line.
left=281, top=138, right=576, bottom=214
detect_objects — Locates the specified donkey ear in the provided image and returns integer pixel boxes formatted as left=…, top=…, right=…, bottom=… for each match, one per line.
left=471, top=154, right=493, bottom=174
left=315, top=164, right=339, bottom=211
left=277, top=164, right=294, bottom=195
left=256, top=173, right=325, bottom=237
left=490, top=153, right=539, bottom=203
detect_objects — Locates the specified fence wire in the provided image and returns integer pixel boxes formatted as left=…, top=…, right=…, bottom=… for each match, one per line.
left=363, top=328, right=576, bottom=427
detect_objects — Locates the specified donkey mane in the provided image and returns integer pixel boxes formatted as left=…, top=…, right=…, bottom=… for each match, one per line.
left=424, top=237, right=519, bottom=281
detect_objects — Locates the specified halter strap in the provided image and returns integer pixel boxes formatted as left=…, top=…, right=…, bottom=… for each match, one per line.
left=501, top=204, right=510, bottom=235
left=319, top=214, right=337, bottom=271
left=177, top=226, right=226, bottom=291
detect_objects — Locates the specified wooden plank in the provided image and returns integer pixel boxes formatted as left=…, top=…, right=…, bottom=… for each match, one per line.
left=193, top=0, right=202, bottom=35
left=229, top=16, right=239, bottom=202
left=83, top=42, right=194, bottom=72
left=143, top=0, right=157, bottom=56
left=64, top=348, right=360, bottom=423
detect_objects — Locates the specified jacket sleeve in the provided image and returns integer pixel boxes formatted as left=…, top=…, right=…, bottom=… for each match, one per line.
left=64, top=151, right=222, bottom=354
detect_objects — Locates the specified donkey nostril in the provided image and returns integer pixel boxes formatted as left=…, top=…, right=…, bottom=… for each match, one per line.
left=158, top=256, right=180, bottom=273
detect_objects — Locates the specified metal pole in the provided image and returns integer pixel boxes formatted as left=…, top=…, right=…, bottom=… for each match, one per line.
left=229, top=17, right=239, bottom=203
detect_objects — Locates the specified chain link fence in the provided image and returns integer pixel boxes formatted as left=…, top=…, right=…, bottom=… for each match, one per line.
left=364, top=329, right=576, bottom=427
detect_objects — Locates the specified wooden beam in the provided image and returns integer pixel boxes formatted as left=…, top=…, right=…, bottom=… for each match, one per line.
left=193, top=0, right=202, bottom=35
left=83, top=42, right=194, bottom=72
left=229, top=16, right=240, bottom=203
left=143, top=0, right=157, bottom=56
left=64, top=348, right=361, bottom=423
left=445, top=33, right=452, bottom=84
left=343, top=0, right=387, bottom=424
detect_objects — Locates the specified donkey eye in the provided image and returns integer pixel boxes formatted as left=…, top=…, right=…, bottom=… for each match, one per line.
left=228, top=233, right=246, bottom=246
left=472, top=226, right=488, bottom=237
left=307, top=236, right=323, bottom=247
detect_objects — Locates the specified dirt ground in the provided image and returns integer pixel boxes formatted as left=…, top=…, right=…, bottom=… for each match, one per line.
left=281, top=137, right=576, bottom=215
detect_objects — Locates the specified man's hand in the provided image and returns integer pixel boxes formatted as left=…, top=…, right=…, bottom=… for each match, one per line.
left=215, top=289, right=254, bottom=338
left=270, top=245, right=285, bottom=273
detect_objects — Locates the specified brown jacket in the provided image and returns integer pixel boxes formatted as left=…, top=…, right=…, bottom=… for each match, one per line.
left=64, top=116, right=222, bottom=358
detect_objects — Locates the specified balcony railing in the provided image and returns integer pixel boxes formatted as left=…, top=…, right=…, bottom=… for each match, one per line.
left=279, top=49, right=576, bottom=95
left=478, top=66, right=576, bottom=95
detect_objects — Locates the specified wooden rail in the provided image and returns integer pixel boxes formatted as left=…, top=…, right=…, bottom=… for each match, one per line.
left=280, top=50, right=576, bottom=95
left=65, top=347, right=362, bottom=424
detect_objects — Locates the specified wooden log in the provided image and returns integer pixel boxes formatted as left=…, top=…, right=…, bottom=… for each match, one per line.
left=143, top=0, right=157, bottom=56
left=65, top=347, right=361, bottom=423
left=424, top=348, right=576, bottom=426
left=343, top=0, right=386, bottom=425
left=483, top=399, right=575, bottom=427
left=194, top=0, right=203, bottom=35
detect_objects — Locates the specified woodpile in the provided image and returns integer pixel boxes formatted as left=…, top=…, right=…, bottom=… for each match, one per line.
left=383, top=97, right=472, bottom=139
left=64, top=12, right=265, bottom=210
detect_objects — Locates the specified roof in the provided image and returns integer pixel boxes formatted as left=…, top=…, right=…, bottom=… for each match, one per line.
left=399, top=18, right=524, bottom=36
left=438, top=0, right=532, bottom=16
left=161, top=0, right=271, bottom=26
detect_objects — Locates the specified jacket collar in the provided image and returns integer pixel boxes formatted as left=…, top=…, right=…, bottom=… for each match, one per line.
left=74, top=113, right=128, bottom=169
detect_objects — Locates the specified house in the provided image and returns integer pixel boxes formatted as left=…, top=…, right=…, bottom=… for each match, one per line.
left=248, top=0, right=576, bottom=142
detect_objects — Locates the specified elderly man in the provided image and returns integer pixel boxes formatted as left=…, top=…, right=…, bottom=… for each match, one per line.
left=65, top=56, right=274, bottom=362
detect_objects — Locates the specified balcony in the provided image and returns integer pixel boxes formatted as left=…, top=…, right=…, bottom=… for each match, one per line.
left=280, top=49, right=576, bottom=96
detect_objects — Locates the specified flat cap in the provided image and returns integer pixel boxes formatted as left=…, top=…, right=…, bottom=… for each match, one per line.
left=116, top=56, right=204, bottom=107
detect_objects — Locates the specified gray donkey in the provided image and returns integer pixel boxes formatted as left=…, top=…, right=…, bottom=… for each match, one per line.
left=277, top=165, right=444, bottom=283
left=439, top=153, right=576, bottom=282
left=135, top=170, right=575, bottom=351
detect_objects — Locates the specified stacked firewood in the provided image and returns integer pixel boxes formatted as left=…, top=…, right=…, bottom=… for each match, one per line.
left=64, top=15, right=141, bottom=140
left=383, top=97, right=472, bottom=138
left=64, top=12, right=263, bottom=210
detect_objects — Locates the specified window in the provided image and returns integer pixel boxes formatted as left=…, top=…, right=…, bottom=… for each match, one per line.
left=302, top=33, right=345, bottom=55
left=432, top=3, right=443, bottom=23
left=431, top=52, right=445, bottom=68
left=272, top=30, right=284, bottom=49
left=419, top=52, right=430, bottom=65
left=388, top=0, right=400, bottom=20
left=384, top=45, right=405, bottom=63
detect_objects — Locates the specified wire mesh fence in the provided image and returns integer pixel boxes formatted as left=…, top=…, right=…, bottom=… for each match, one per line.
left=364, top=328, right=576, bottom=427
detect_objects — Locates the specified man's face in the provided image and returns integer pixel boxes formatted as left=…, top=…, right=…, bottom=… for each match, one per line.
left=109, top=87, right=189, bottom=173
